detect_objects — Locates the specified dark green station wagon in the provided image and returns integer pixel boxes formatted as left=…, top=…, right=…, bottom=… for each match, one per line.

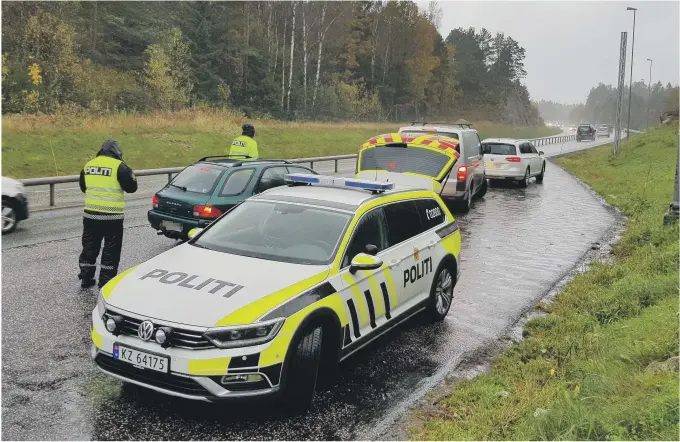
left=148, top=156, right=317, bottom=239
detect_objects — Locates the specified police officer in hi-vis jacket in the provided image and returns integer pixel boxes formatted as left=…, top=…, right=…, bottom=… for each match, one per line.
left=78, top=140, right=137, bottom=289
left=228, top=123, right=259, bottom=160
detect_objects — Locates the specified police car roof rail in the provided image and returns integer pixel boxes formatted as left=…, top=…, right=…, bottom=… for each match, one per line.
left=409, top=120, right=473, bottom=128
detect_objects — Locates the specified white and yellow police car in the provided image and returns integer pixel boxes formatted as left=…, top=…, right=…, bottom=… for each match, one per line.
left=91, top=173, right=461, bottom=412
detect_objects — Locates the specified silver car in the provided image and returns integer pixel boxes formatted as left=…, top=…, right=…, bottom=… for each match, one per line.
left=596, top=125, right=611, bottom=138
left=481, top=138, right=546, bottom=188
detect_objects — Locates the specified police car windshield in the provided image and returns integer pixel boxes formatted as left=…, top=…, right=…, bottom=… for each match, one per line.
left=171, top=164, right=224, bottom=194
left=193, top=200, right=352, bottom=265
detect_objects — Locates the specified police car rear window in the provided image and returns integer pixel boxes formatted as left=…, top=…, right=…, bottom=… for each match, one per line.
left=193, top=200, right=352, bottom=265
left=359, top=146, right=451, bottom=178
left=482, top=143, right=517, bottom=155
left=171, top=165, right=224, bottom=194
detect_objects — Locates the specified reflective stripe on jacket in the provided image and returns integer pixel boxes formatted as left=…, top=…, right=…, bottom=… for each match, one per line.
left=83, top=156, right=124, bottom=215
left=228, top=135, right=259, bottom=160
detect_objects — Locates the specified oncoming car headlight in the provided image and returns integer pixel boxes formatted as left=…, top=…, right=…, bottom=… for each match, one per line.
left=203, top=318, right=285, bottom=349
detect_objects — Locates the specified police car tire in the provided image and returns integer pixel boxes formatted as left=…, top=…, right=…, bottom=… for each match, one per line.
left=459, top=189, right=472, bottom=213
left=426, top=259, right=457, bottom=322
left=280, top=325, right=323, bottom=413
left=475, top=179, right=488, bottom=199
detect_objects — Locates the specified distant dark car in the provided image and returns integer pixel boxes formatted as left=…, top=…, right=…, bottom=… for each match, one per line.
left=576, top=124, right=596, bottom=142
left=148, top=156, right=317, bottom=239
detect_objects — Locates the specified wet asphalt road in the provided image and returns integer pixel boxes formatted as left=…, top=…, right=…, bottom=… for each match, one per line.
left=2, top=136, right=618, bottom=440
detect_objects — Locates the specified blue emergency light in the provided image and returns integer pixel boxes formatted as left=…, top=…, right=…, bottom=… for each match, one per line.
left=284, top=173, right=395, bottom=193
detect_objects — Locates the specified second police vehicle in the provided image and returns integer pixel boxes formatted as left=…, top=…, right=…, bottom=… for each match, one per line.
left=355, top=127, right=487, bottom=212
left=91, top=173, right=462, bottom=412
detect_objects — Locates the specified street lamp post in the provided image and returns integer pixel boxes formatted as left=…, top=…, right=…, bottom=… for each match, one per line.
left=626, top=6, right=637, bottom=133
left=647, top=58, right=653, bottom=128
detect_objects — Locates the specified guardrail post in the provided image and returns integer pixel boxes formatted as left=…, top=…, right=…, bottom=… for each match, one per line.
left=310, top=161, right=314, bottom=169
left=168, top=173, right=172, bottom=183
left=49, top=183, right=55, bottom=207
left=334, top=159, right=338, bottom=173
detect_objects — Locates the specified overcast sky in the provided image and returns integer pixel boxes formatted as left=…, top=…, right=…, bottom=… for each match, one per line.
left=426, top=0, right=679, bottom=104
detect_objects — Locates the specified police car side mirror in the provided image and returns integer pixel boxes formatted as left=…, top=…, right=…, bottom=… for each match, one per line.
left=349, top=253, right=383, bottom=275
left=539, top=151, right=544, bottom=156
left=187, top=228, right=203, bottom=239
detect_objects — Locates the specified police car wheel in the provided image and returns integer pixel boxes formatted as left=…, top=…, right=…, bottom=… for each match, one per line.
left=475, top=178, right=488, bottom=199
left=426, top=260, right=456, bottom=322
left=458, top=188, right=472, bottom=213
left=280, top=325, right=323, bottom=413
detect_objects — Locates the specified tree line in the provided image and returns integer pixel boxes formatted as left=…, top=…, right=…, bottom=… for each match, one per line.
left=537, top=81, right=678, bottom=129
left=1, top=1, right=543, bottom=125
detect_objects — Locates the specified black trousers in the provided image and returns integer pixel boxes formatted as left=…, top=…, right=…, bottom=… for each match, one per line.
left=78, top=217, right=124, bottom=287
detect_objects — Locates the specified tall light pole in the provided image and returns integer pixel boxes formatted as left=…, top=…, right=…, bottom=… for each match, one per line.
left=647, top=58, right=653, bottom=128
left=626, top=6, right=637, bottom=133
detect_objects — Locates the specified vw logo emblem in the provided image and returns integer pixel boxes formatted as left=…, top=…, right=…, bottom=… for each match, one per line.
left=138, top=320, right=155, bottom=341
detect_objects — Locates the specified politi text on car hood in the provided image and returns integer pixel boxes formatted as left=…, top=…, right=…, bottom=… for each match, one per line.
left=104, top=243, right=330, bottom=327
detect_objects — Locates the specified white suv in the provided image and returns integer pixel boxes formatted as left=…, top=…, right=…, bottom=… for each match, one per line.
left=480, top=138, right=546, bottom=188
left=398, top=122, right=487, bottom=212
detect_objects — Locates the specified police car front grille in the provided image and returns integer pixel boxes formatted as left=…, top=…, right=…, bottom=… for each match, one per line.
left=106, top=311, right=215, bottom=350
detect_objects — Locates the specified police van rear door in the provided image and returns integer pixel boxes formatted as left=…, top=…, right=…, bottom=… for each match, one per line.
left=356, top=143, right=458, bottom=185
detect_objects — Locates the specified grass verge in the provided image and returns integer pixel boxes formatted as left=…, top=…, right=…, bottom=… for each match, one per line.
left=411, top=123, right=679, bottom=440
left=1, top=109, right=559, bottom=178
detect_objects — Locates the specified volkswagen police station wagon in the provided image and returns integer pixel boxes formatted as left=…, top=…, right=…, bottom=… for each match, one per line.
left=91, top=174, right=461, bottom=412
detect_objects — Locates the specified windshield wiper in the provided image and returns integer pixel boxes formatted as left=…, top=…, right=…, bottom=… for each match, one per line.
left=169, top=183, right=187, bottom=191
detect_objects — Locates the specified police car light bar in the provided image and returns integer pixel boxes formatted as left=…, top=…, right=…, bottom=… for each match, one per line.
left=284, top=173, right=395, bottom=192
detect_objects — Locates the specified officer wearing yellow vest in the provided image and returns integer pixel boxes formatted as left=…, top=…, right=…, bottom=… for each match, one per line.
left=228, top=123, right=258, bottom=160
left=78, top=140, right=138, bottom=289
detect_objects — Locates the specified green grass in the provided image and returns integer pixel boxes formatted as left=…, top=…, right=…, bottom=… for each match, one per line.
left=412, top=124, right=680, bottom=440
left=0, top=109, right=559, bottom=178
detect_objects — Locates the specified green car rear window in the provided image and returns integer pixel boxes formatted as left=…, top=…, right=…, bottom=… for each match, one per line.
left=171, top=164, right=225, bottom=194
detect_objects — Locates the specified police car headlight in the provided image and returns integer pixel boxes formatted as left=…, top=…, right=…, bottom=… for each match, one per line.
left=203, top=318, right=285, bottom=349
left=97, top=292, right=106, bottom=319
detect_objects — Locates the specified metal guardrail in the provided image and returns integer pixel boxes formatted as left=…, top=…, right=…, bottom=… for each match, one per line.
left=20, top=135, right=574, bottom=207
